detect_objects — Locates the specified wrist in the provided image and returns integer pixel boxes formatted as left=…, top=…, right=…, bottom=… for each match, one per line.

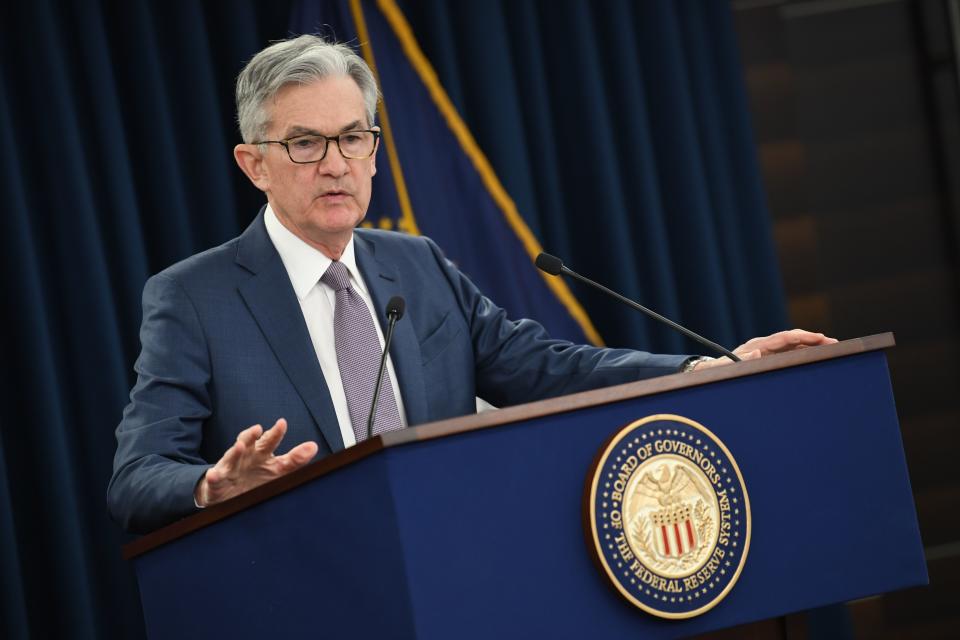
left=681, top=356, right=712, bottom=373
left=193, top=472, right=209, bottom=509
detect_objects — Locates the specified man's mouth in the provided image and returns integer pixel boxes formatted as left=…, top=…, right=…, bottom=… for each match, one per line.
left=319, top=189, right=350, bottom=201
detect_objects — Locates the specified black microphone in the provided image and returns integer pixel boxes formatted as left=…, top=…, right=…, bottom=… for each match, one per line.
left=368, top=296, right=406, bottom=439
left=534, top=253, right=740, bottom=362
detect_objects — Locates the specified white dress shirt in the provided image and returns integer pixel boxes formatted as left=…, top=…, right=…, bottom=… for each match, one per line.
left=263, top=205, right=408, bottom=448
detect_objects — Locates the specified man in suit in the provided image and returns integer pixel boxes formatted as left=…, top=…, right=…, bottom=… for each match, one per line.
left=108, top=35, right=833, bottom=534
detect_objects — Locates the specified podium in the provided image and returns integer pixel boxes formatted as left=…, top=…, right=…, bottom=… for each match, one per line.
left=124, top=334, right=927, bottom=639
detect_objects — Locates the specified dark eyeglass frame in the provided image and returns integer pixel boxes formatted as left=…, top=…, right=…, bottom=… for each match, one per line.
left=251, top=129, right=381, bottom=164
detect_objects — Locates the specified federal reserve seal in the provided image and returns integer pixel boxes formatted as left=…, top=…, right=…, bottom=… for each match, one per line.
left=585, top=414, right=751, bottom=619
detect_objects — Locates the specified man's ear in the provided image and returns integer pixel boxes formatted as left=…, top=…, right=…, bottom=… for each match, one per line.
left=370, top=134, right=379, bottom=177
left=234, top=144, right=270, bottom=191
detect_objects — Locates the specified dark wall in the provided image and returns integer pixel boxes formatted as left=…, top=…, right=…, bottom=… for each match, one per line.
left=735, top=0, right=960, bottom=637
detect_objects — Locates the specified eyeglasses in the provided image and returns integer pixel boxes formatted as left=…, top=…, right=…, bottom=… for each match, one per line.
left=252, top=129, right=380, bottom=164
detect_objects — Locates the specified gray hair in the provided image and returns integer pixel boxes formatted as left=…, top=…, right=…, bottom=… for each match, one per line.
left=235, top=35, right=379, bottom=143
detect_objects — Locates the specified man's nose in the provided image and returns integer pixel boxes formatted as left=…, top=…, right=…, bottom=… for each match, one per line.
left=317, top=140, right=349, bottom=176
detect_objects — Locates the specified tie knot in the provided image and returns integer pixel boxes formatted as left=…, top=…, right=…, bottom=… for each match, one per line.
left=322, top=261, right=352, bottom=292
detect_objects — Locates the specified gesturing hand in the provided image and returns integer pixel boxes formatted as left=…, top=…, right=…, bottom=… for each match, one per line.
left=691, top=329, right=838, bottom=371
left=194, top=418, right=318, bottom=508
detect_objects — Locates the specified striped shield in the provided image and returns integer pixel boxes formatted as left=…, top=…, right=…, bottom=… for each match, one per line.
left=651, top=503, right=698, bottom=559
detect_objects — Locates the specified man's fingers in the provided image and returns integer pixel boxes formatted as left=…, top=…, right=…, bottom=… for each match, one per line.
left=273, top=441, right=319, bottom=474
left=772, top=331, right=835, bottom=353
left=288, top=441, right=319, bottom=465
left=780, top=329, right=815, bottom=348
left=255, top=418, right=288, bottom=455
left=738, top=329, right=838, bottom=356
left=217, top=437, right=247, bottom=477
left=212, top=423, right=264, bottom=481
left=237, top=424, right=263, bottom=449
left=745, top=331, right=792, bottom=354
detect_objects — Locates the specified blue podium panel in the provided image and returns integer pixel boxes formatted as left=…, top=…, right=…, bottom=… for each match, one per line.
left=135, top=455, right=419, bottom=639
left=386, top=351, right=926, bottom=638
left=131, top=344, right=927, bottom=639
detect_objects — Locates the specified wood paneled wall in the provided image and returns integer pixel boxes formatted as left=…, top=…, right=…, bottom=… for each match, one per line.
left=734, top=0, right=960, bottom=637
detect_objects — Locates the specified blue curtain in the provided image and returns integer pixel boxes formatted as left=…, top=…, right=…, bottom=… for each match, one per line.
left=0, top=1, right=785, bottom=638
left=0, top=1, right=292, bottom=637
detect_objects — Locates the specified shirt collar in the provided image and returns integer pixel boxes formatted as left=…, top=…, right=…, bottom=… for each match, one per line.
left=263, top=204, right=365, bottom=300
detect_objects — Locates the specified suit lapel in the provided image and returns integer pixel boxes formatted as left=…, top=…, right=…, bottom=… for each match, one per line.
left=235, top=213, right=344, bottom=453
left=355, top=233, right=429, bottom=427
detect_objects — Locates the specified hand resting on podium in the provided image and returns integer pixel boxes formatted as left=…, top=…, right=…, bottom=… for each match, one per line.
left=689, top=329, right=837, bottom=371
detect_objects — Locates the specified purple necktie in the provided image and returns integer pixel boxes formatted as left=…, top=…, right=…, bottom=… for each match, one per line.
left=321, top=261, right=403, bottom=442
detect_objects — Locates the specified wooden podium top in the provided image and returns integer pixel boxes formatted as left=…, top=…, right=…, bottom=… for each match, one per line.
left=123, top=332, right=894, bottom=559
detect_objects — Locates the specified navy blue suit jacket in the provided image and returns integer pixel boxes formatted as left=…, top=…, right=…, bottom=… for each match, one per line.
left=108, top=212, right=689, bottom=532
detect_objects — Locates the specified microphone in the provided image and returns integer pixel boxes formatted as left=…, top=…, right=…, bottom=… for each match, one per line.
left=534, top=253, right=740, bottom=362
left=368, top=296, right=406, bottom=439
